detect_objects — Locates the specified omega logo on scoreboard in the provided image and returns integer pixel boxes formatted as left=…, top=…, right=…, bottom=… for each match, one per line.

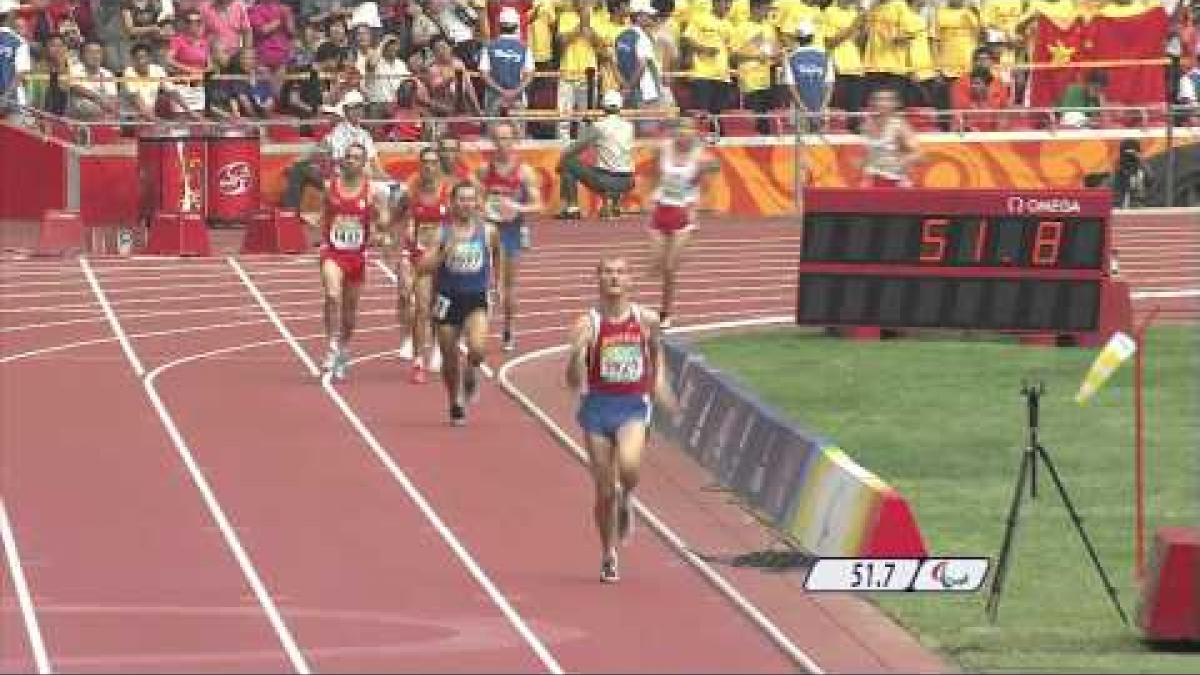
left=1006, top=196, right=1083, bottom=215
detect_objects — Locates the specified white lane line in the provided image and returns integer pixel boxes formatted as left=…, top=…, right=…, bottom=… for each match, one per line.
left=519, top=235, right=802, bottom=252
left=80, top=259, right=313, bottom=675
left=1131, top=289, right=1200, bottom=299
left=0, top=319, right=274, bottom=362
left=230, top=256, right=559, bottom=674
left=495, top=316, right=825, bottom=674
left=0, top=498, right=53, bottom=674
left=79, top=258, right=145, bottom=377
left=1, top=287, right=113, bottom=301
left=518, top=264, right=797, bottom=284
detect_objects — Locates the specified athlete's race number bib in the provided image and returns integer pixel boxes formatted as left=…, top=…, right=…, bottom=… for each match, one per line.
left=433, top=294, right=451, bottom=321
left=485, top=193, right=517, bottom=222
left=330, top=215, right=365, bottom=250
left=599, top=342, right=644, bottom=384
left=446, top=240, right=485, bottom=274
left=660, top=176, right=693, bottom=203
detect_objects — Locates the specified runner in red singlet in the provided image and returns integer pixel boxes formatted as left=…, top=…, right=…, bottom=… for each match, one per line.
left=476, top=120, right=543, bottom=352
left=394, top=146, right=452, bottom=384
left=320, top=142, right=391, bottom=380
left=566, top=255, right=678, bottom=583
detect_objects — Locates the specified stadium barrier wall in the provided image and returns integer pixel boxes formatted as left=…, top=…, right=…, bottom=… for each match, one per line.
left=0, top=124, right=68, bottom=221
left=1, top=123, right=1196, bottom=225
left=657, top=338, right=928, bottom=558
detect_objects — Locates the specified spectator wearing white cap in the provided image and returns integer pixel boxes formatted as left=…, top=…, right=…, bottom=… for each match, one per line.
left=556, top=89, right=635, bottom=219
left=479, top=5, right=535, bottom=123
left=782, top=20, right=834, bottom=132
left=614, top=0, right=665, bottom=112
left=0, top=0, right=31, bottom=117
left=282, top=89, right=388, bottom=208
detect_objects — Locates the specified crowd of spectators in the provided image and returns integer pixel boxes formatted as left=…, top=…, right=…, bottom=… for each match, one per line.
left=2, top=0, right=1198, bottom=139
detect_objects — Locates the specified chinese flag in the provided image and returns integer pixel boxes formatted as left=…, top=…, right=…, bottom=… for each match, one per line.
left=1087, top=5, right=1170, bottom=105
left=1026, top=14, right=1086, bottom=108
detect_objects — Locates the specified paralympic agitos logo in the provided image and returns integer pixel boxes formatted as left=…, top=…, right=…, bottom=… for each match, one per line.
left=911, top=557, right=990, bottom=592
left=929, top=560, right=972, bottom=589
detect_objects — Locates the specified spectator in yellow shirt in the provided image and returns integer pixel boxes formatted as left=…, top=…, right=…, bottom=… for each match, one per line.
left=904, top=0, right=937, bottom=108
left=732, top=0, right=779, bottom=133
left=823, top=0, right=866, bottom=126
left=557, top=0, right=607, bottom=139
left=773, top=0, right=824, bottom=43
left=863, top=0, right=913, bottom=103
left=593, top=0, right=628, bottom=99
left=682, top=0, right=735, bottom=133
left=528, top=0, right=559, bottom=139
left=933, top=0, right=980, bottom=111
left=979, top=0, right=1025, bottom=67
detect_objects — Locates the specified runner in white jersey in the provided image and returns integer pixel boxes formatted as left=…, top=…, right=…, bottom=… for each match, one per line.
left=860, top=87, right=920, bottom=188
left=646, top=117, right=720, bottom=328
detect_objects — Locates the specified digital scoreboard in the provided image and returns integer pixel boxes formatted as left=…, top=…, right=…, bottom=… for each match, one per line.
left=795, top=189, right=1133, bottom=344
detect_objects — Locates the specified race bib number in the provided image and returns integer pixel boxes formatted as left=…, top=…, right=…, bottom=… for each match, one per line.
left=599, top=342, right=644, bottom=384
left=446, top=240, right=485, bottom=274
left=660, top=176, right=692, bottom=203
left=433, top=294, right=451, bottom=321
left=330, top=215, right=365, bottom=250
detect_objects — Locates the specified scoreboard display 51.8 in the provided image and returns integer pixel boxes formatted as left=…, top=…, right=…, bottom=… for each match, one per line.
left=795, top=189, right=1132, bottom=344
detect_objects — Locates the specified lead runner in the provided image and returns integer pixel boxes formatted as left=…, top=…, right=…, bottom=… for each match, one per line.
left=566, top=255, right=679, bottom=583
left=319, top=142, right=392, bottom=380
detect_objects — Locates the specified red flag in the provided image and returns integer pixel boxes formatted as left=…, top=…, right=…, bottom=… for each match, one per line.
left=1026, top=15, right=1087, bottom=108
left=1087, top=6, right=1170, bottom=105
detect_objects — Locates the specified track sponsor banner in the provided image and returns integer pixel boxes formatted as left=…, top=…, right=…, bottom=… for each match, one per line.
left=727, top=413, right=819, bottom=526
left=9, top=125, right=1194, bottom=224
left=254, top=133, right=1197, bottom=217
left=659, top=339, right=928, bottom=557
left=672, top=361, right=723, bottom=458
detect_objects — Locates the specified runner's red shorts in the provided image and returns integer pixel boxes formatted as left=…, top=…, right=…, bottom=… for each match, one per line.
left=865, top=175, right=907, bottom=188
left=319, top=248, right=367, bottom=285
left=650, top=204, right=692, bottom=234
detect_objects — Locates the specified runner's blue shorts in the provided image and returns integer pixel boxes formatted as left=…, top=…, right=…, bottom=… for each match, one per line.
left=494, top=221, right=525, bottom=258
left=577, top=392, right=653, bottom=441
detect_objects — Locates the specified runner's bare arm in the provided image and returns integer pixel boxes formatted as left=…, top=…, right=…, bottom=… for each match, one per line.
left=565, top=314, right=592, bottom=392
left=414, top=234, right=445, bottom=275
left=486, top=222, right=502, bottom=285
left=644, top=311, right=679, bottom=415
left=372, top=191, right=397, bottom=251
left=518, top=164, right=545, bottom=216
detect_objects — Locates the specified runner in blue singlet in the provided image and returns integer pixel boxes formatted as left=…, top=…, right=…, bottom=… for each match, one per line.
left=416, top=180, right=501, bottom=426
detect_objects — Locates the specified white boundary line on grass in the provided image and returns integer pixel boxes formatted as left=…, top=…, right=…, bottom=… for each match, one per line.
left=0, top=497, right=52, bottom=674
left=229, top=256, right=559, bottom=674
left=495, top=314, right=826, bottom=674
left=79, top=257, right=312, bottom=675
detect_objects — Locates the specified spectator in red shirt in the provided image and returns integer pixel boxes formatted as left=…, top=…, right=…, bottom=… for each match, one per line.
left=951, top=65, right=1010, bottom=131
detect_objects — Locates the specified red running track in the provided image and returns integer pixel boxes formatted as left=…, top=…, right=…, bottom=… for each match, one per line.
left=0, top=212, right=1194, bottom=673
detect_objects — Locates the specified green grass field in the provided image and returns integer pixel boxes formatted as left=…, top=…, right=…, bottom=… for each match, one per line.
left=697, top=326, right=1198, bottom=673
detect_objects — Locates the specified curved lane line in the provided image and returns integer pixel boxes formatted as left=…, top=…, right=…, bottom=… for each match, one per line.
left=229, top=256, right=562, bottom=675
left=495, top=316, right=827, bottom=674
left=79, top=257, right=312, bottom=674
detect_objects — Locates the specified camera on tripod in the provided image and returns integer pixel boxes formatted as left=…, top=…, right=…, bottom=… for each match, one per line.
left=985, top=377, right=1128, bottom=625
